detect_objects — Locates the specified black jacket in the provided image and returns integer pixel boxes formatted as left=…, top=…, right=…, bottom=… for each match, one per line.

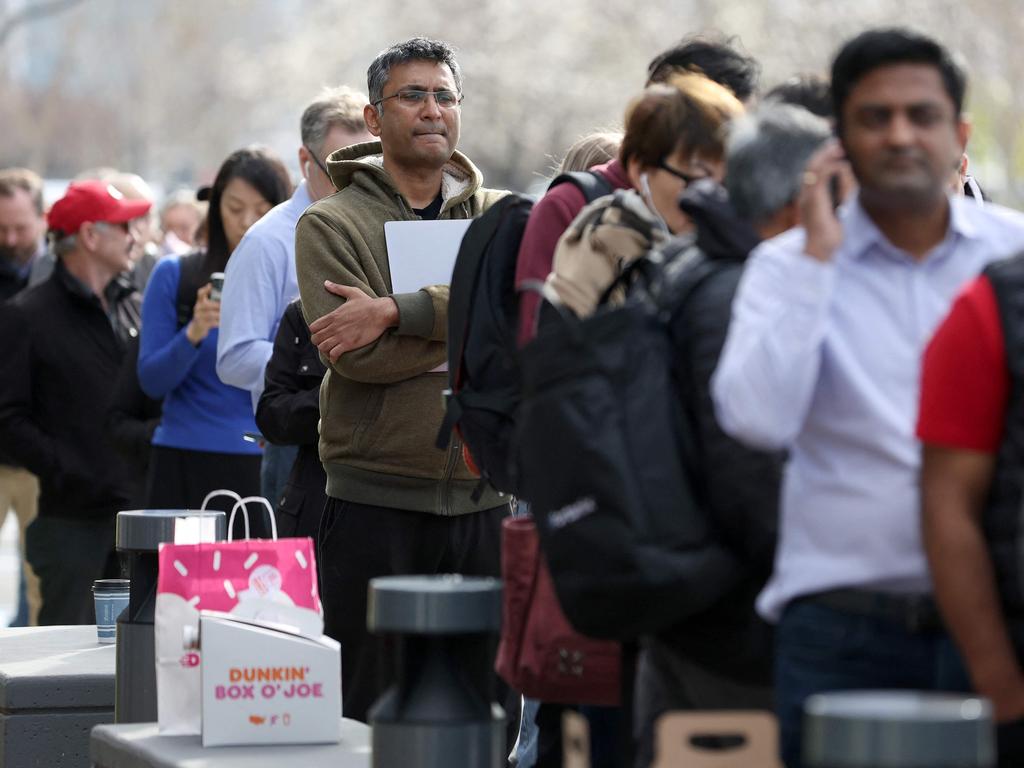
left=0, top=257, right=29, bottom=302
left=0, top=260, right=141, bottom=519
left=979, top=255, right=1024, bottom=651
left=105, top=336, right=162, bottom=508
left=0, top=257, right=31, bottom=466
left=255, top=300, right=327, bottom=539
left=655, top=181, right=782, bottom=685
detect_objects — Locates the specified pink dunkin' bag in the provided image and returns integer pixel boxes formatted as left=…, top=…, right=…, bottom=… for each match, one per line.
left=155, top=492, right=323, bottom=734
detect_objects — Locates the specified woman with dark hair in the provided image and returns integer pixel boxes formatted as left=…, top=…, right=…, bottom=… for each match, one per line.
left=138, top=147, right=291, bottom=528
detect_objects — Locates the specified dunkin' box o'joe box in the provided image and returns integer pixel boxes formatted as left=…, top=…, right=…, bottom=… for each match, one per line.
left=199, top=612, right=341, bottom=746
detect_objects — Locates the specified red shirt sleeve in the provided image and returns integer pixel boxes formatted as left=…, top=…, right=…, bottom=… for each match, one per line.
left=917, top=274, right=1009, bottom=452
left=514, top=185, right=586, bottom=346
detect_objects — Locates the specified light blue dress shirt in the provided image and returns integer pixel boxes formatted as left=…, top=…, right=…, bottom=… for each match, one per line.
left=216, top=181, right=313, bottom=411
left=712, top=194, right=1024, bottom=622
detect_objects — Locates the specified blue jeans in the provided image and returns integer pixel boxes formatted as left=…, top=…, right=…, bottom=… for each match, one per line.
left=511, top=697, right=540, bottom=767
left=775, top=598, right=971, bottom=768
left=509, top=500, right=540, bottom=767
left=9, top=571, right=28, bottom=626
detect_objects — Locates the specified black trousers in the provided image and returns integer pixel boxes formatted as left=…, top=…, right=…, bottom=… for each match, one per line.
left=145, top=445, right=264, bottom=538
left=25, top=515, right=122, bottom=625
left=317, top=498, right=509, bottom=724
left=999, top=720, right=1024, bottom=767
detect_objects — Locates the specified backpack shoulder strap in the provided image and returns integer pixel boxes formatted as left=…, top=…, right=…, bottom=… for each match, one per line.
left=175, top=251, right=205, bottom=329
left=985, top=253, right=1024, bottom=380
left=548, top=170, right=615, bottom=204
left=438, top=194, right=531, bottom=450
left=660, top=244, right=720, bottom=316
left=448, top=195, right=526, bottom=375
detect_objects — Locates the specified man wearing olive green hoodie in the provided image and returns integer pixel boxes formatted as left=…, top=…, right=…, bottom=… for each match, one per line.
left=294, top=37, right=510, bottom=723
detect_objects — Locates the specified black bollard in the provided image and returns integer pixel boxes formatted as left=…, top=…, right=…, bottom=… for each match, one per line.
left=368, top=575, right=505, bottom=768
left=803, top=690, right=995, bottom=768
left=114, top=509, right=225, bottom=723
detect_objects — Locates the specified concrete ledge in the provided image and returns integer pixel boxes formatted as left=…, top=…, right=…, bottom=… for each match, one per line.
left=2, top=710, right=112, bottom=767
left=0, top=625, right=116, bottom=767
left=91, top=721, right=371, bottom=768
left=0, top=626, right=114, bottom=711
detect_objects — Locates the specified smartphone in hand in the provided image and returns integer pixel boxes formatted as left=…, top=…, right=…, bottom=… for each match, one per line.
left=209, top=272, right=225, bottom=302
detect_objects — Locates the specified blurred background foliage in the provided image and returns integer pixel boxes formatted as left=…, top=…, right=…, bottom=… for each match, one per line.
left=3, top=0, right=1023, bottom=202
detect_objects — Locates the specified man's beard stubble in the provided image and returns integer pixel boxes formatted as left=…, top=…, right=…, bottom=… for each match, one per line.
left=850, top=152, right=951, bottom=213
left=0, top=243, right=36, bottom=266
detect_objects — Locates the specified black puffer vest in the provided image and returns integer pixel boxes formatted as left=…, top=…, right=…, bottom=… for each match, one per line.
left=983, top=254, right=1024, bottom=639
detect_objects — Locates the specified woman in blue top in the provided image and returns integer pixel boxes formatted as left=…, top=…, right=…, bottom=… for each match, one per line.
left=138, top=147, right=291, bottom=532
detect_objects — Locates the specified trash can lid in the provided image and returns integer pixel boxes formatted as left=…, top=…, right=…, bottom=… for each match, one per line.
left=803, top=690, right=994, bottom=767
left=116, top=509, right=226, bottom=552
left=367, top=575, right=502, bottom=634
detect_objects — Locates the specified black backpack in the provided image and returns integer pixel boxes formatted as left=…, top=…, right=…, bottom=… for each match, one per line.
left=513, top=239, right=743, bottom=640
left=437, top=171, right=613, bottom=497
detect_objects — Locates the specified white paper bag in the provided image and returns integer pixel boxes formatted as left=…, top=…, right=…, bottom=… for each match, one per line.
left=155, top=493, right=323, bottom=734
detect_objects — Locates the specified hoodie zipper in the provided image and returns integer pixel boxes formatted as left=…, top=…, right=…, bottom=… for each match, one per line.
left=395, top=192, right=415, bottom=220
left=392, top=181, right=467, bottom=515
left=437, top=202, right=470, bottom=516
left=437, top=435, right=461, bottom=516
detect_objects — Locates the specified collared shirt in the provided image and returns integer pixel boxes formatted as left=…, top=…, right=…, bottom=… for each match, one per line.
left=50, top=261, right=139, bottom=345
left=711, top=194, right=1024, bottom=621
left=1, top=242, right=47, bottom=300
left=216, top=181, right=312, bottom=411
left=17, top=241, right=45, bottom=280
left=28, top=242, right=54, bottom=287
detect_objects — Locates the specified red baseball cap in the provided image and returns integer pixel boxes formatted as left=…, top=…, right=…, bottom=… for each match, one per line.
left=47, top=180, right=152, bottom=236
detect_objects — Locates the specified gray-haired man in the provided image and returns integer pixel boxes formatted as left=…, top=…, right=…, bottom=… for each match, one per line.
left=216, top=86, right=371, bottom=515
left=634, top=103, right=832, bottom=767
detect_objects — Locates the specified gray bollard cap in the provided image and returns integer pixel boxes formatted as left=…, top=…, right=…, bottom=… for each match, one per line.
left=116, top=509, right=226, bottom=552
left=368, top=575, right=502, bottom=634
left=803, top=690, right=995, bottom=767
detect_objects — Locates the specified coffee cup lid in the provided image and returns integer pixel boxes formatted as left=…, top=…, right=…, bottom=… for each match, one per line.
left=93, top=579, right=130, bottom=593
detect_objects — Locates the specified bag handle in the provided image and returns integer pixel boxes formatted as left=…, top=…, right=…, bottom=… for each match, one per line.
left=595, top=255, right=661, bottom=308
left=227, top=496, right=278, bottom=542
left=199, top=489, right=245, bottom=536
left=200, top=489, right=242, bottom=512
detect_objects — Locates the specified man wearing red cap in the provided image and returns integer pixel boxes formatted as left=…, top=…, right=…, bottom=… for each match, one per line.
left=0, top=181, right=151, bottom=625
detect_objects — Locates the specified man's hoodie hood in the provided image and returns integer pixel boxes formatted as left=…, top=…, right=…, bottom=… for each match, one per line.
left=325, top=140, right=484, bottom=214
left=678, top=179, right=761, bottom=261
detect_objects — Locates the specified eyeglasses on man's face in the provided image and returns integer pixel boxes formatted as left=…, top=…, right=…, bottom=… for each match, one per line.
left=658, top=160, right=708, bottom=186
left=303, top=144, right=331, bottom=177
left=373, top=89, right=463, bottom=110
left=94, top=220, right=134, bottom=235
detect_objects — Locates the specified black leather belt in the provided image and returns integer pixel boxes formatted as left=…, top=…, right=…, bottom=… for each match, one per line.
left=802, top=588, right=944, bottom=634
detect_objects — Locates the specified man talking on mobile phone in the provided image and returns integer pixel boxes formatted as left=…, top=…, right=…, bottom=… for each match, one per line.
left=712, top=28, right=1024, bottom=767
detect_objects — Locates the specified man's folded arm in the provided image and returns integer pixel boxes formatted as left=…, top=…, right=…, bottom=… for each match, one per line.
left=295, top=212, right=447, bottom=384
left=393, top=285, right=449, bottom=341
